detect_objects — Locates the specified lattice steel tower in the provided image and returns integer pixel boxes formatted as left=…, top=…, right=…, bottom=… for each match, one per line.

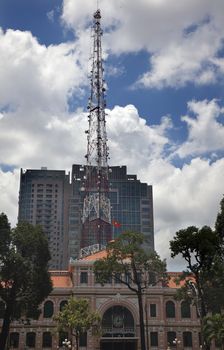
left=81, top=9, right=112, bottom=250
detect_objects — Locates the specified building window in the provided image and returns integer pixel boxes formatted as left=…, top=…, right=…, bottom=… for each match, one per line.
left=167, top=331, right=176, bottom=347
left=183, top=331, right=192, bottom=347
left=60, top=300, right=68, bottom=311
left=42, top=332, right=52, bottom=348
left=114, top=273, right=121, bottom=284
left=166, top=301, right=175, bottom=318
left=125, top=272, right=132, bottom=284
left=9, top=332, right=19, bottom=348
left=198, top=332, right=202, bottom=347
left=148, top=272, right=156, bottom=285
left=150, top=304, right=157, bottom=317
left=43, top=300, right=54, bottom=318
left=80, top=272, right=88, bottom=284
left=150, top=332, right=158, bottom=346
left=79, top=332, right=87, bottom=347
left=105, top=274, right=112, bottom=283
left=0, top=300, right=5, bottom=318
left=59, top=332, right=68, bottom=347
left=26, top=332, right=36, bottom=348
left=181, top=301, right=191, bottom=318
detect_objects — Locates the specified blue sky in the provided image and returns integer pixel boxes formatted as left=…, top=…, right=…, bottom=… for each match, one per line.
left=0, top=0, right=224, bottom=269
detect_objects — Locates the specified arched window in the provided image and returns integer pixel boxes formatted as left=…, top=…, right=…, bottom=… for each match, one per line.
left=181, top=301, right=191, bottom=318
left=167, top=331, right=176, bottom=347
left=79, top=332, right=87, bottom=347
left=166, top=301, right=175, bottom=318
left=9, top=332, right=19, bottom=348
left=60, top=300, right=68, bottom=311
left=102, top=305, right=135, bottom=337
left=0, top=300, right=5, bottom=318
left=59, top=332, right=68, bottom=347
left=42, top=332, right=52, bottom=348
left=43, top=300, right=54, bottom=318
left=183, top=331, right=192, bottom=347
left=26, top=332, right=36, bottom=348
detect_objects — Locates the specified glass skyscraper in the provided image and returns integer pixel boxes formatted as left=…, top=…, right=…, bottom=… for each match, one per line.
left=18, top=165, right=154, bottom=267
left=69, top=164, right=154, bottom=259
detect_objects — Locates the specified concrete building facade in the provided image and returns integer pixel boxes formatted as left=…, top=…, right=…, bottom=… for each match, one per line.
left=1, top=252, right=206, bottom=350
left=18, top=168, right=71, bottom=270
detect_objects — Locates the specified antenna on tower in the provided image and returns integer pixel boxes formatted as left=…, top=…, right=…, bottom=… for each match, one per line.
left=80, top=8, right=112, bottom=254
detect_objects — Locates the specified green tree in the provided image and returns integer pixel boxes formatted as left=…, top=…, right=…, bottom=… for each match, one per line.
left=54, top=297, right=101, bottom=350
left=0, top=215, right=52, bottom=350
left=170, top=225, right=222, bottom=350
left=94, top=231, right=167, bottom=350
left=204, top=314, right=224, bottom=349
left=216, top=196, right=224, bottom=239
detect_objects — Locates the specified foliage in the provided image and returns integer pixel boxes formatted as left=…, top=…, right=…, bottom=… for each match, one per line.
left=204, top=314, right=224, bottom=349
left=170, top=225, right=219, bottom=276
left=170, top=197, right=224, bottom=349
left=94, top=231, right=167, bottom=350
left=0, top=215, right=52, bottom=349
left=94, top=231, right=167, bottom=290
left=170, top=225, right=222, bottom=314
left=54, top=297, right=101, bottom=350
left=216, top=196, right=224, bottom=240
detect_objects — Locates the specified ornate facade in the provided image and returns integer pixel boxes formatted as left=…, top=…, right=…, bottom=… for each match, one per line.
left=0, top=250, right=211, bottom=350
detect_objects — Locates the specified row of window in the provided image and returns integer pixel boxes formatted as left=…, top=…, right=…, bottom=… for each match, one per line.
left=9, top=331, right=87, bottom=348
left=0, top=300, right=193, bottom=325
left=0, top=300, right=67, bottom=320
left=9, top=332, right=52, bottom=348
left=150, top=331, right=196, bottom=347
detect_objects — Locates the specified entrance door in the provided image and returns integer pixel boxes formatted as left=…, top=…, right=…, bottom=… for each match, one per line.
left=100, top=339, right=137, bottom=350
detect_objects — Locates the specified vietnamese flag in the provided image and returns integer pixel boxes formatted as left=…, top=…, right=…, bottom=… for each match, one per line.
left=112, top=220, right=121, bottom=228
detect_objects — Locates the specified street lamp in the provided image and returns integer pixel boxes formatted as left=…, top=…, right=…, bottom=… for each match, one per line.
left=62, top=339, right=72, bottom=349
left=173, top=337, right=181, bottom=349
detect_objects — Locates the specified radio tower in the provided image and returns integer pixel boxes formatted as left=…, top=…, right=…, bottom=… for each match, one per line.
left=81, top=9, right=112, bottom=253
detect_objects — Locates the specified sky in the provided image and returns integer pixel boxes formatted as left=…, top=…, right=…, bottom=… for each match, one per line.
left=0, top=0, right=224, bottom=270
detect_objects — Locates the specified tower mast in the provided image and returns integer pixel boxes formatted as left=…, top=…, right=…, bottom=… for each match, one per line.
left=81, top=9, right=112, bottom=252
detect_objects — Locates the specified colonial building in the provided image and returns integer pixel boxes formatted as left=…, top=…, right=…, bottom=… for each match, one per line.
left=1, top=250, right=206, bottom=350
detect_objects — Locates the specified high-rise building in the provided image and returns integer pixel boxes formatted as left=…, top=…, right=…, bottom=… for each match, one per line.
left=18, top=168, right=70, bottom=270
left=69, top=164, right=154, bottom=259
left=18, top=10, right=154, bottom=267
left=18, top=163, right=154, bottom=267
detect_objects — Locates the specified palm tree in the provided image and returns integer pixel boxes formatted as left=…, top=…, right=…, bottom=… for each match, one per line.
left=204, top=314, right=224, bottom=349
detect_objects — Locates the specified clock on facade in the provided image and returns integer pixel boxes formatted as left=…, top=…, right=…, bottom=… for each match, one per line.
left=113, top=314, right=123, bottom=328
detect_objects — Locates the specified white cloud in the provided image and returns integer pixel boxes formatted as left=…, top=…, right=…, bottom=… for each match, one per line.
left=138, top=157, right=224, bottom=270
left=0, top=28, right=88, bottom=112
left=1, top=12, right=224, bottom=271
left=0, top=27, right=91, bottom=169
left=176, top=99, right=224, bottom=157
left=1, top=94, right=224, bottom=271
left=107, top=105, right=172, bottom=169
left=0, top=169, right=20, bottom=226
left=62, top=0, right=224, bottom=88
left=137, top=20, right=222, bottom=88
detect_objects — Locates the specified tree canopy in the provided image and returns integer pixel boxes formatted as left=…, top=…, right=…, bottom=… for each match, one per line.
left=54, top=297, right=101, bottom=350
left=94, top=231, right=167, bottom=350
left=0, top=214, right=52, bottom=349
left=216, top=196, right=224, bottom=239
left=204, top=314, right=224, bottom=349
left=169, top=196, right=224, bottom=350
